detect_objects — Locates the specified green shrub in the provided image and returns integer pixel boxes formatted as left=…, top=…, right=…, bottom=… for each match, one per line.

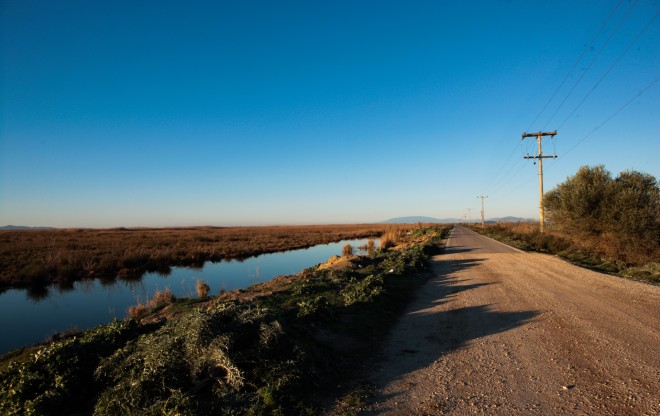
left=297, top=296, right=330, bottom=317
left=545, top=165, right=659, bottom=265
left=94, top=310, right=244, bottom=415
left=341, top=275, right=384, bottom=306
left=0, top=320, right=140, bottom=416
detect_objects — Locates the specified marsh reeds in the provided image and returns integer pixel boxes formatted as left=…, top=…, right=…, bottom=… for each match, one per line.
left=342, top=244, right=353, bottom=257
left=380, top=228, right=402, bottom=249
left=148, top=288, right=174, bottom=308
left=1, top=224, right=393, bottom=289
left=196, top=279, right=210, bottom=299
left=127, top=302, right=147, bottom=319
left=127, top=287, right=174, bottom=318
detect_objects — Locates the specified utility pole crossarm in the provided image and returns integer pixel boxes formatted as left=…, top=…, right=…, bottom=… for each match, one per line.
left=522, top=131, right=557, bottom=138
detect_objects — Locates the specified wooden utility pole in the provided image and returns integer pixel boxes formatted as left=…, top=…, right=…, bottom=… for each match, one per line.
left=477, top=195, right=488, bottom=229
left=522, top=131, right=557, bottom=232
left=466, top=208, right=472, bottom=224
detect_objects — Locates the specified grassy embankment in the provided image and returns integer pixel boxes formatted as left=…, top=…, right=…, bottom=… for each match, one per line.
left=0, top=224, right=406, bottom=292
left=0, top=225, right=451, bottom=415
left=470, top=222, right=659, bottom=283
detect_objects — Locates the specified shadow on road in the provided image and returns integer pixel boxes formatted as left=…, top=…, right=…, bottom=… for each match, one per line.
left=367, top=255, right=539, bottom=408
left=442, top=245, right=476, bottom=255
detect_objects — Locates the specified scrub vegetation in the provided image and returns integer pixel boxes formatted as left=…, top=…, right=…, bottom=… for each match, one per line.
left=0, top=225, right=450, bottom=415
left=0, top=224, right=407, bottom=291
left=473, top=165, right=659, bottom=283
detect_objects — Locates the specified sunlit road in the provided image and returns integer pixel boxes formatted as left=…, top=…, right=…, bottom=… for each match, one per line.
left=359, top=225, right=660, bottom=415
left=444, top=224, right=522, bottom=254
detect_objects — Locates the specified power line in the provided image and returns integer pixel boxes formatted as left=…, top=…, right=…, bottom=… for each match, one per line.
left=493, top=142, right=548, bottom=198
left=488, top=139, right=540, bottom=195
left=562, top=76, right=659, bottom=159
left=483, top=142, right=520, bottom=191
left=485, top=2, right=625, bottom=200
left=491, top=1, right=625, bottom=201
left=524, top=0, right=624, bottom=133
left=497, top=173, right=536, bottom=198
left=556, top=11, right=658, bottom=131
left=541, top=0, right=639, bottom=131
left=489, top=159, right=526, bottom=194
left=498, top=77, right=657, bottom=197
left=485, top=2, right=654, bottom=213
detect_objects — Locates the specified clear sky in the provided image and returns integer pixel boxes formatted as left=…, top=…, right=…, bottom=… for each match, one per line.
left=1, top=0, right=658, bottom=227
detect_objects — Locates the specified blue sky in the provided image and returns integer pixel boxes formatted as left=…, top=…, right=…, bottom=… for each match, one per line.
left=1, top=0, right=658, bottom=227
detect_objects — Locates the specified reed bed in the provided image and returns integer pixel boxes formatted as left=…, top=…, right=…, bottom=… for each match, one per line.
left=0, top=224, right=412, bottom=289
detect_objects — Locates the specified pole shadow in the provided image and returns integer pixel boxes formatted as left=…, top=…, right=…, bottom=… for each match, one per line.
left=442, top=245, right=477, bottom=255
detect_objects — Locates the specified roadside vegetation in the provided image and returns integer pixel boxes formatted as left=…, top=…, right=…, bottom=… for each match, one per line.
left=473, top=165, right=659, bottom=283
left=0, top=225, right=450, bottom=415
left=0, top=224, right=408, bottom=291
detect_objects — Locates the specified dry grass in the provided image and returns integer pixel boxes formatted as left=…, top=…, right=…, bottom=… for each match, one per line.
left=196, top=280, right=210, bottom=299
left=499, top=221, right=660, bottom=266
left=148, top=288, right=174, bottom=308
left=380, top=227, right=403, bottom=249
left=357, top=239, right=377, bottom=256
left=0, top=224, right=412, bottom=289
left=367, top=239, right=375, bottom=256
left=127, top=288, right=174, bottom=318
left=127, top=303, right=147, bottom=319
left=342, top=244, right=353, bottom=257
left=477, top=222, right=660, bottom=282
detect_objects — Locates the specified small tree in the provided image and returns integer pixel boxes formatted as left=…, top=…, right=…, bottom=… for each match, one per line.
left=544, top=165, right=612, bottom=235
left=544, top=165, right=659, bottom=264
left=608, top=170, right=660, bottom=262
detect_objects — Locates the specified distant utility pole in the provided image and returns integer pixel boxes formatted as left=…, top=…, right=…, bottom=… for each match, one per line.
left=466, top=208, right=472, bottom=224
left=522, top=131, right=557, bottom=233
left=477, top=196, right=488, bottom=229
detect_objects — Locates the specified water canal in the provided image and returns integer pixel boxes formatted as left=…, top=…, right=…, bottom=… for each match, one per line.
left=0, top=238, right=375, bottom=354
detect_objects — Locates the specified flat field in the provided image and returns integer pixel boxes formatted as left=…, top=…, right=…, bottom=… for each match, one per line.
left=0, top=224, right=410, bottom=289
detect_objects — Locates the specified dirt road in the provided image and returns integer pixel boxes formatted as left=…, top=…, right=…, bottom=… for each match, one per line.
left=359, top=225, right=659, bottom=415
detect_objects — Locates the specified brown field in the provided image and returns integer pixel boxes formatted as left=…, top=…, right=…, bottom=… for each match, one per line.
left=0, top=224, right=414, bottom=290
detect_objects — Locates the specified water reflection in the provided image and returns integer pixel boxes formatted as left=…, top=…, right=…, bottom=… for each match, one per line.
left=155, top=266, right=172, bottom=277
left=26, top=284, right=50, bottom=302
left=57, top=280, right=75, bottom=293
left=99, top=275, right=118, bottom=286
left=0, top=238, right=376, bottom=355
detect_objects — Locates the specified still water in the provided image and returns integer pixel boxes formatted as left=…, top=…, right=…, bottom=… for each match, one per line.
left=0, top=238, right=374, bottom=355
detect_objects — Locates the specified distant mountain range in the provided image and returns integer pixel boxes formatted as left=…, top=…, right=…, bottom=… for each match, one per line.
left=0, top=225, right=55, bottom=230
left=489, top=216, right=534, bottom=223
left=382, top=216, right=533, bottom=224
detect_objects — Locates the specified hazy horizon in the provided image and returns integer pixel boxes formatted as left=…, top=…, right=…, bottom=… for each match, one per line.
left=0, top=215, right=536, bottom=229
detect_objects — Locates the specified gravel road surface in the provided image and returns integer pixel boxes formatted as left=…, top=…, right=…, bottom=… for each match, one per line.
left=359, top=225, right=659, bottom=415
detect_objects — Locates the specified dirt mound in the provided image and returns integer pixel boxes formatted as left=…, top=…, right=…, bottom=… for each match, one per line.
left=318, top=255, right=357, bottom=271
